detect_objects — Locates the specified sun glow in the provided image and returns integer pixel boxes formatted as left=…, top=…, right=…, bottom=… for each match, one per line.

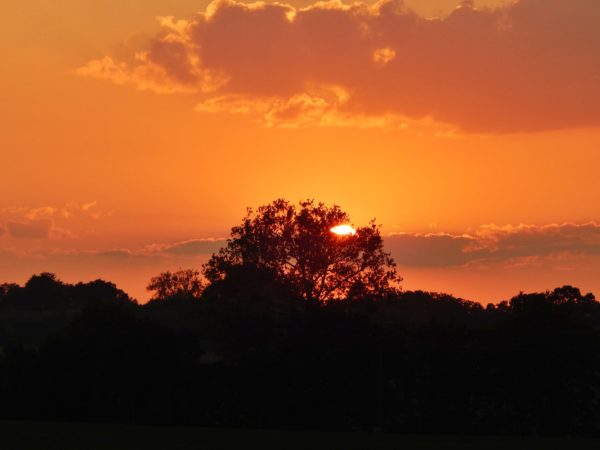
left=330, top=224, right=357, bottom=236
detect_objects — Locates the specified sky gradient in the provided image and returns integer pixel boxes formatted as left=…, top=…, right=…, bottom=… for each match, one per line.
left=2, top=0, right=600, bottom=302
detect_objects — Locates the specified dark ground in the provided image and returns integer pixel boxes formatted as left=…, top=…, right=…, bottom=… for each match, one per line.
left=1, top=422, right=599, bottom=450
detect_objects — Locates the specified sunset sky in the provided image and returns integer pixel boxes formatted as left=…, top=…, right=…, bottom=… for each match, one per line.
left=2, top=0, right=600, bottom=302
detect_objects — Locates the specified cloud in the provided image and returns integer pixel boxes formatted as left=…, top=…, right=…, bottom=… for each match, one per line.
left=0, top=201, right=109, bottom=241
left=385, top=233, right=476, bottom=266
left=78, top=0, right=600, bottom=133
left=29, top=239, right=227, bottom=262
left=0, top=201, right=107, bottom=222
left=2, top=226, right=600, bottom=302
left=6, top=220, right=53, bottom=239
left=386, top=222, right=600, bottom=267
left=195, top=89, right=410, bottom=129
left=468, top=223, right=600, bottom=259
left=0, top=206, right=57, bottom=221
left=159, top=239, right=227, bottom=256
left=45, top=222, right=600, bottom=269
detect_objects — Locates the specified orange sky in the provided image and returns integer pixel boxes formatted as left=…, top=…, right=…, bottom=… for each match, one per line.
left=2, top=0, right=600, bottom=302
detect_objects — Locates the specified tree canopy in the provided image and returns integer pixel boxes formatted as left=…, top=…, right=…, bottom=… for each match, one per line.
left=203, top=199, right=400, bottom=302
left=146, top=269, right=204, bottom=302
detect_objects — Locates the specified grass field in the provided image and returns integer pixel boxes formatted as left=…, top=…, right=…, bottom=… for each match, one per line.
left=1, top=422, right=599, bottom=450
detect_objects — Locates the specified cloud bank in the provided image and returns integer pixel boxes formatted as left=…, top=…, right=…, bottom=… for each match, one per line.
left=387, top=222, right=600, bottom=267
left=2, top=223, right=600, bottom=301
left=14, top=222, right=597, bottom=267
left=79, top=0, right=600, bottom=133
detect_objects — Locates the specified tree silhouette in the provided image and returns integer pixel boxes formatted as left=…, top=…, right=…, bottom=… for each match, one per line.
left=1, top=270, right=600, bottom=434
left=6, top=272, right=66, bottom=310
left=147, top=269, right=204, bottom=302
left=203, top=199, right=400, bottom=302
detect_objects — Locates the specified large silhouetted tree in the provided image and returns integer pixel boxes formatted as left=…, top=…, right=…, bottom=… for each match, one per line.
left=203, top=199, right=400, bottom=302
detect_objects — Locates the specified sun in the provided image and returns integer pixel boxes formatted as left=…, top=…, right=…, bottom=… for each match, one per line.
left=330, top=224, right=357, bottom=236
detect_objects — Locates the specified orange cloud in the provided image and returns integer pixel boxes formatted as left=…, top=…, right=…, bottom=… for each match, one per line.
left=79, top=0, right=600, bottom=133
left=0, top=202, right=106, bottom=222
left=0, top=202, right=107, bottom=241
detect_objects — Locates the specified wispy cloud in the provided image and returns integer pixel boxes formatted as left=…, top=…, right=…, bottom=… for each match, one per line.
left=0, top=201, right=108, bottom=240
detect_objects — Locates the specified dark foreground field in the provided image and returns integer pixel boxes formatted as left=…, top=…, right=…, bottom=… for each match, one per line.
left=1, top=422, right=599, bottom=450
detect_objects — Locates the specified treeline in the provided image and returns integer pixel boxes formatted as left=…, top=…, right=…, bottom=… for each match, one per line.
left=1, top=272, right=599, bottom=436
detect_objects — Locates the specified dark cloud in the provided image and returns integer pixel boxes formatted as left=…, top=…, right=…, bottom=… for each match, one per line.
left=6, top=220, right=52, bottom=239
left=385, top=233, right=476, bottom=266
left=386, top=223, right=600, bottom=267
left=79, top=0, right=600, bottom=133
left=162, top=239, right=226, bottom=256
left=95, top=250, right=136, bottom=259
